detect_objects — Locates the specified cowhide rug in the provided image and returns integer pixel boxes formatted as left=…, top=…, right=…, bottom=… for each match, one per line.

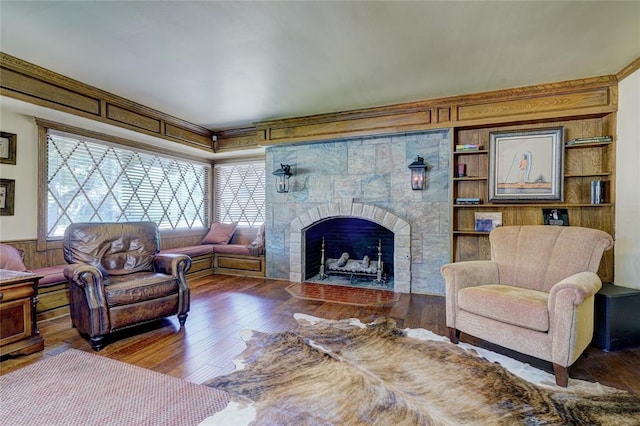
left=202, top=314, right=640, bottom=425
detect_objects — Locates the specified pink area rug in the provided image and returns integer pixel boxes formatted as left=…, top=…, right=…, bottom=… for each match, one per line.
left=0, top=349, right=231, bottom=426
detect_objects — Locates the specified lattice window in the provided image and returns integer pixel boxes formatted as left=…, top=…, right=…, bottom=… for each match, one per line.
left=46, top=130, right=210, bottom=238
left=214, top=162, right=265, bottom=226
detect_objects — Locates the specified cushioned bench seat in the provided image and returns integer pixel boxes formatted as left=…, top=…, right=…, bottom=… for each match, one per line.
left=159, top=245, right=214, bottom=257
left=212, top=244, right=252, bottom=256
left=158, top=243, right=252, bottom=257
left=32, top=265, right=67, bottom=288
left=30, top=265, right=69, bottom=321
left=1, top=223, right=265, bottom=321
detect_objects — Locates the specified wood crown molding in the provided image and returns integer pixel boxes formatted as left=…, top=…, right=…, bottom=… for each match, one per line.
left=2, top=51, right=626, bottom=151
left=254, top=74, right=617, bottom=145
left=0, top=52, right=213, bottom=151
left=616, top=56, right=640, bottom=82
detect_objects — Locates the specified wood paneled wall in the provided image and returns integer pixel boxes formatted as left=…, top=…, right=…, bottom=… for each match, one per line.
left=2, top=53, right=634, bottom=274
left=218, top=75, right=618, bottom=147
left=0, top=52, right=213, bottom=151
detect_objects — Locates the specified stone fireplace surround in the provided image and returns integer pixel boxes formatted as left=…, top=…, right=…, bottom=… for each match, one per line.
left=289, top=200, right=411, bottom=293
left=266, top=130, right=450, bottom=295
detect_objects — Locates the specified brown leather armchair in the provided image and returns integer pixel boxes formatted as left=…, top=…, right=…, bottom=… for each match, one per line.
left=63, top=222, right=191, bottom=351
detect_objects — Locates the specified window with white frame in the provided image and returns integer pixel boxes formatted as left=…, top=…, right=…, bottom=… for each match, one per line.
left=45, top=129, right=211, bottom=238
left=214, top=162, right=265, bottom=227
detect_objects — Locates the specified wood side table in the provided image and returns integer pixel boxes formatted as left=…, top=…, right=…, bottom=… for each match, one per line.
left=0, top=269, right=45, bottom=358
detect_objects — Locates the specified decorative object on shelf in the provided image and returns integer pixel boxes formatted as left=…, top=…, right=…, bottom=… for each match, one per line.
left=543, top=208, right=569, bottom=226
left=455, top=144, right=481, bottom=152
left=0, top=131, right=17, bottom=165
left=566, top=136, right=612, bottom=146
left=0, top=178, right=15, bottom=216
left=456, top=163, right=466, bottom=178
left=272, top=163, right=292, bottom=193
left=590, top=180, right=605, bottom=204
left=488, top=127, right=564, bottom=202
left=474, top=212, right=502, bottom=232
left=407, top=156, right=426, bottom=190
left=455, top=197, right=481, bottom=205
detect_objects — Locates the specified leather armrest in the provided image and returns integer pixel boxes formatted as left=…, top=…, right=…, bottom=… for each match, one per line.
left=154, top=253, right=192, bottom=277
left=63, top=264, right=105, bottom=289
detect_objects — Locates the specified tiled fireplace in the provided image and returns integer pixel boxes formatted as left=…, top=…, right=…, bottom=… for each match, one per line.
left=265, top=130, right=451, bottom=295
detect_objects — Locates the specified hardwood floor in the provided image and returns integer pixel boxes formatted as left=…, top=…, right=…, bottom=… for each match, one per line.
left=2, top=274, right=639, bottom=397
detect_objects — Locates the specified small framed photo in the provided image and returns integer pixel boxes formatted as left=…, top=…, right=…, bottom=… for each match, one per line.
left=0, top=179, right=15, bottom=215
left=474, top=212, right=503, bottom=232
left=0, top=132, right=17, bottom=165
left=543, top=208, right=569, bottom=226
left=488, top=127, right=564, bottom=202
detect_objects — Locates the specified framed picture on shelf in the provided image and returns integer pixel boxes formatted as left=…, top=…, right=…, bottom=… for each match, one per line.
left=474, top=212, right=502, bottom=232
left=488, top=127, right=564, bottom=202
left=0, top=178, right=15, bottom=216
left=0, top=132, right=17, bottom=165
left=542, top=208, right=569, bottom=226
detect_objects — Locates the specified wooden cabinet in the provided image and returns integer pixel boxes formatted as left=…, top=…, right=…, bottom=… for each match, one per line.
left=450, top=114, right=615, bottom=282
left=0, top=270, right=44, bottom=358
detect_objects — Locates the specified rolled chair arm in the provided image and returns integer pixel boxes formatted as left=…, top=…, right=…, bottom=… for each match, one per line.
left=441, top=260, right=499, bottom=329
left=441, top=260, right=500, bottom=291
left=548, top=271, right=602, bottom=367
left=63, top=263, right=110, bottom=338
left=548, top=271, right=602, bottom=310
left=153, top=253, right=191, bottom=321
left=153, top=253, right=192, bottom=277
left=63, top=264, right=105, bottom=289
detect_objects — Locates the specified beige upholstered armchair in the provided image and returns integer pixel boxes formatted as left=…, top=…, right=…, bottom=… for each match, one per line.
left=441, top=225, right=613, bottom=387
left=63, top=222, right=191, bottom=351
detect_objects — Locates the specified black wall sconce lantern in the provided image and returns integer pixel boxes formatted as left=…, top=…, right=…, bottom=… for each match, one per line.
left=272, top=163, right=292, bottom=193
left=408, top=156, right=426, bottom=190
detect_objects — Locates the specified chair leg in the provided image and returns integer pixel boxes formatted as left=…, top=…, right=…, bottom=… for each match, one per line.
left=448, top=327, right=460, bottom=344
left=178, top=312, right=188, bottom=327
left=90, top=335, right=105, bottom=352
left=553, top=363, right=569, bottom=387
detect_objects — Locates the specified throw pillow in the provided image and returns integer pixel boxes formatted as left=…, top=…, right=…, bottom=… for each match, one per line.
left=362, top=255, right=370, bottom=268
left=0, top=244, right=28, bottom=271
left=201, top=222, right=238, bottom=245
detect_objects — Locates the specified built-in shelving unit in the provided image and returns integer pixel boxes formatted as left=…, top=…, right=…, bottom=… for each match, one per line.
left=450, top=115, right=615, bottom=282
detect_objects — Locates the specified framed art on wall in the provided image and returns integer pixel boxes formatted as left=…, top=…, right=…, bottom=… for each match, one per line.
left=0, top=132, right=17, bottom=165
left=488, top=127, right=564, bottom=202
left=0, top=179, right=15, bottom=215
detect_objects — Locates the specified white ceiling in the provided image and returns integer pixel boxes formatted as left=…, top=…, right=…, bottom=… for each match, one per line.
left=1, top=1, right=639, bottom=131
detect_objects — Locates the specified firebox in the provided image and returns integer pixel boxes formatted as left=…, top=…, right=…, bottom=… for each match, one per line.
left=304, top=218, right=394, bottom=288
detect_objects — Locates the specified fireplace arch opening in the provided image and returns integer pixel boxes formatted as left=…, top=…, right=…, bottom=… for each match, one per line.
left=289, top=201, right=411, bottom=292
left=305, top=218, right=394, bottom=288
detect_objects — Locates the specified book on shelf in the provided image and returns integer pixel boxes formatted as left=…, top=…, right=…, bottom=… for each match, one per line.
left=455, top=144, right=481, bottom=151
left=455, top=197, right=481, bottom=205
left=474, top=212, right=502, bottom=232
left=565, top=136, right=612, bottom=146
left=542, top=208, right=569, bottom=226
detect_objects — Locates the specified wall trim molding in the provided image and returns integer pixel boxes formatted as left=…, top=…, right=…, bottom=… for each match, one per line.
left=0, top=52, right=213, bottom=151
